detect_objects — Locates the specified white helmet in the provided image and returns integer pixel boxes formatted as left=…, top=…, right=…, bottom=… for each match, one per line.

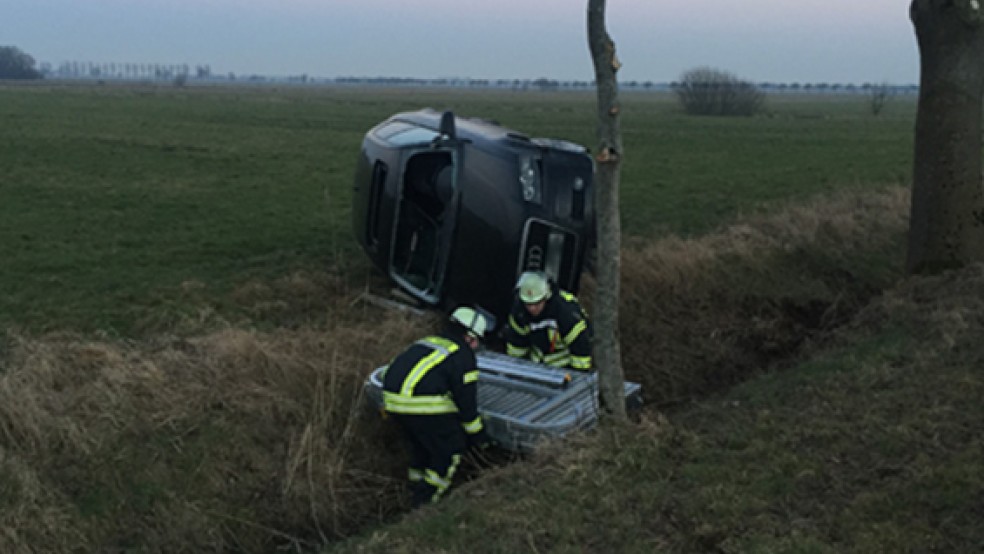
left=450, top=306, right=489, bottom=338
left=516, top=271, right=551, bottom=304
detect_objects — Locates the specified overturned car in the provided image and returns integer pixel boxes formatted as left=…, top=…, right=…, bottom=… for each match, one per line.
left=351, top=108, right=595, bottom=326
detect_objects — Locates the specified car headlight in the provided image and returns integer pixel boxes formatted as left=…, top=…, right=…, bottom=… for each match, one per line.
left=519, top=155, right=541, bottom=204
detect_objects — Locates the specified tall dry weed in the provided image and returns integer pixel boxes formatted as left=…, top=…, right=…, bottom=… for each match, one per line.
left=0, top=186, right=914, bottom=551
left=618, top=186, right=910, bottom=405
left=0, top=300, right=435, bottom=553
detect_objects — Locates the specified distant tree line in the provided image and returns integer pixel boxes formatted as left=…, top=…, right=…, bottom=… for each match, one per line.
left=11, top=44, right=919, bottom=96
left=333, top=76, right=595, bottom=91
left=44, top=61, right=212, bottom=81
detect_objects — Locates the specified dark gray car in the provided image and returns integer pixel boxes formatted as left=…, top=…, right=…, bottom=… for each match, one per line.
left=351, top=108, right=595, bottom=328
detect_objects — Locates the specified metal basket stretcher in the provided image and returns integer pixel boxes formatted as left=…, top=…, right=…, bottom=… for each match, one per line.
left=364, top=350, right=643, bottom=453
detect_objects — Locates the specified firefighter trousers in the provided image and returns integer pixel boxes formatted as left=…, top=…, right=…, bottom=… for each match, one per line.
left=392, top=413, right=466, bottom=507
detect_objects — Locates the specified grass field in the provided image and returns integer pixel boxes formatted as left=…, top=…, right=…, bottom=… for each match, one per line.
left=7, top=83, right=975, bottom=554
left=0, top=83, right=915, bottom=335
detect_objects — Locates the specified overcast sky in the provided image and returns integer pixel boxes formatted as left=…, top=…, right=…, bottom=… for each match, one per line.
left=7, top=0, right=918, bottom=84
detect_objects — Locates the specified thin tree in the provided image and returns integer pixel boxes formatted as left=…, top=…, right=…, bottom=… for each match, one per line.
left=587, top=0, right=627, bottom=419
left=908, top=0, right=984, bottom=273
left=868, top=82, right=891, bottom=116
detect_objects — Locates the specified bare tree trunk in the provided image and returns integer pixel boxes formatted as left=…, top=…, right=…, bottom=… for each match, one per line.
left=908, top=0, right=984, bottom=273
left=588, top=0, right=626, bottom=420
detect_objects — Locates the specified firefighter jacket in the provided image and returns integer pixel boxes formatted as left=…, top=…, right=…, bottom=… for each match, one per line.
left=381, top=331, right=484, bottom=436
left=504, top=287, right=593, bottom=370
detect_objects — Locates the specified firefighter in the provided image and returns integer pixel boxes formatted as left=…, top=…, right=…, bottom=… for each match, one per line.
left=381, top=306, right=492, bottom=508
left=504, top=271, right=593, bottom=371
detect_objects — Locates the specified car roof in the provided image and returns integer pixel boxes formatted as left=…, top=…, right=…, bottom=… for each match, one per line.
left=382, top=109, right=589, bottom=160
left=387, top=108, right=533, bottom=151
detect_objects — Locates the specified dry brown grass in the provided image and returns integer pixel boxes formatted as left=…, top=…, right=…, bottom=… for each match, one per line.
left=0, top=186, right=912, bottom=552
left=0, top=289, right=439, bottom=553
left=617, top=185, right=910, bottom=405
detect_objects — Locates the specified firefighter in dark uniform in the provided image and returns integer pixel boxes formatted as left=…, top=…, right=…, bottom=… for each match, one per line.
left=381, top=306, right=492, bottom=507
left=504, top=271, right=593, bottom=371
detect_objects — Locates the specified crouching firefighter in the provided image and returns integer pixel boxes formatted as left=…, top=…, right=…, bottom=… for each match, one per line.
left=381, top=306, right=493, bottom=508
left=504, top=271, right=593, bottom=371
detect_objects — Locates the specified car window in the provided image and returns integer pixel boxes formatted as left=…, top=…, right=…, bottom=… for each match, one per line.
left=388, top=127, right=439, bottom=146
left=375, top=121, right=439, bottom=146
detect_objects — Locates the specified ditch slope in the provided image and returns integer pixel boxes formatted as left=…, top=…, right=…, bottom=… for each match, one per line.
left=0, top=187, right=923, bottom=553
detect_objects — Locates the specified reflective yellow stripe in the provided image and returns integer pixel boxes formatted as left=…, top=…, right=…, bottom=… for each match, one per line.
left=543, top=352, right=571, bottom=367
left=463, top=370, right=479, bottom=384
left=383, top=391, right=458, bottom=414
left=399, top=337, right=459, bottom=396
left=448, top=453, right=461, bottom=481
left=420, top=336, right=460, bottom=352
left=424, top=469, right=450, bottom=491
left=559, top=290, right=587, bottom=317
left=570, top=355, right=592, bottom=370
left=508, top=315, right=528, bottom=335
left=461, top=415, right=483, bottom=434
left=506, top=343, right=528, bottom=357
left=563, top=319, right=587, bottom=346
left=424, top=453, right=462, bottom=503
left=401, top=350, right=444, bottom=395
left=543, top=349, right=570, bottom=362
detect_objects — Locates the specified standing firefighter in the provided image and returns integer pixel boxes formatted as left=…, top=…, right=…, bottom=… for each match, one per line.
left=381, top=306, right=492, bottom=508
left=504, top=271, right=593, bottom=371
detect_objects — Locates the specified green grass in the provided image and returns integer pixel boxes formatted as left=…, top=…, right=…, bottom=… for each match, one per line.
left=0, top=84, right=915, bottom=335
left=2, top=86, right=347, bottom=332
left=615, top=94, right=912, bottom=237
left=4, top=83, right=980, bottom=554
